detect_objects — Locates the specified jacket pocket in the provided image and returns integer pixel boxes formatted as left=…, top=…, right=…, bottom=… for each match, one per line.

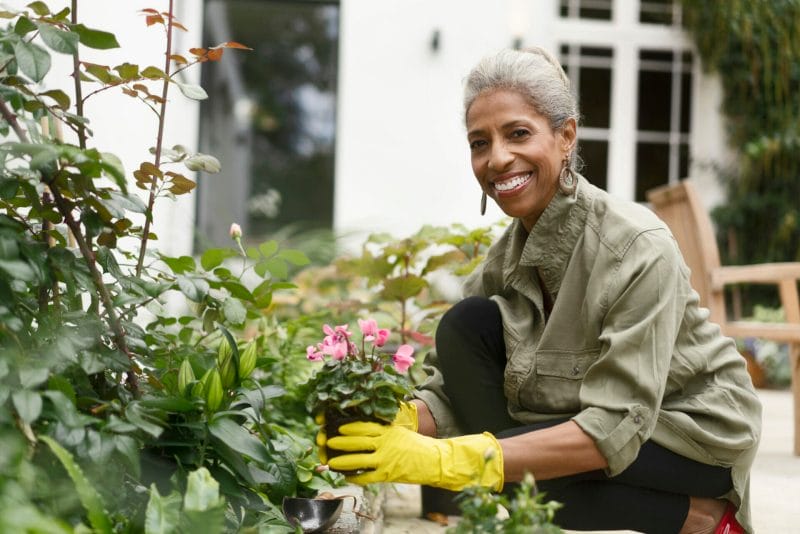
left=519, top=349, right=599, bottom=414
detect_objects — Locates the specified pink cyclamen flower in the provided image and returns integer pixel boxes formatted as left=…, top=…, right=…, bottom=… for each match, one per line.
left=322, top=340, right=348, bottom=360
left=358, top=318, right=378, bottom=341
left=392, top=344, right=416, bottom=373
left=306, top=345, right=324, bottom=361
left=374, top=328, right=390, bottom=347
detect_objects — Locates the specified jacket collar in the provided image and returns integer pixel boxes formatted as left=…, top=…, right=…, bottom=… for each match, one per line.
left=498, top=175, right=592, bottom=297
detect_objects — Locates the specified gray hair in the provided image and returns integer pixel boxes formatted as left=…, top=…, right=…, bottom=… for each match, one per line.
left=463, top=47, right=581, bottom=169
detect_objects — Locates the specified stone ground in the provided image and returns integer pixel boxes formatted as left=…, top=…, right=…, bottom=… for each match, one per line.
left=323, top=388, right=800, bottom=533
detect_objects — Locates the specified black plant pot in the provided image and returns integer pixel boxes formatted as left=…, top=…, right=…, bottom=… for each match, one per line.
left=420, top=485, right=462, bottom=517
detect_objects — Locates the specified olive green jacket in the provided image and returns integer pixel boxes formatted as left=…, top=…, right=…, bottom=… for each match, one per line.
left=415, top=176, right=761, bottom=532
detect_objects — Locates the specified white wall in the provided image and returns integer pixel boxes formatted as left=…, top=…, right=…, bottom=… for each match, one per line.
left=335, top=0, right=559, bottom=247
left=3, top=0, right=203, bottom=257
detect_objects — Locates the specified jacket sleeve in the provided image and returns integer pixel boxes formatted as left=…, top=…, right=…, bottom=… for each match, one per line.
left=572, top=229, right=689, bottom=475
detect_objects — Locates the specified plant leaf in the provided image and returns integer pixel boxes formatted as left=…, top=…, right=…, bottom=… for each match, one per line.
left=207, top=417, right=271, bottom=465
left=38, top=22, right=79, bottom=54
left=221, top=297, right=246, bottom=325
left=70, top=24, right=120, bottom=49
left=174, top=80, right=208, bottom=100
left=144, top=485, right=182, bottom=534
left=39, top=435, right=113, bottom=534
left=12, top=389, right=41, bottom=423
left=13, top=40, right=50, bottom=82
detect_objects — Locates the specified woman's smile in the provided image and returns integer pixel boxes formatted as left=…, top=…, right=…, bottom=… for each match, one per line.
left=492, top=171, right=533, bottom=194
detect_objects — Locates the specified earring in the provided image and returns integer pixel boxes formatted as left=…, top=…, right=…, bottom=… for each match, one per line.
left=480, top=191, right=487, bottom=215
left=558, top=156, right=577, bottom=197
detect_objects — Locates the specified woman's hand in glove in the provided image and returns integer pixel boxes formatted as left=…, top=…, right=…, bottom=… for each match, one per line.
left=326, top=421, right=503, bottom=492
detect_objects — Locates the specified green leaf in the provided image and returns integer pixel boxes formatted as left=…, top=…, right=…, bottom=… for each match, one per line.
left=14, top=16, right=36, bottom=35
left=39, top=435, right=113, bottom=534
left=12, top=389, right=42, bottom=423
left=380, top=275, right=428, bottom=301
left=258, top=240, right=278, bottom=258
left=125, top=402, right=164, bottom=438
left=144, top=485, right=182, bottom=534
left=200, top=247, right=237, bottom=270
left=140, top=65, right=166, bottom=79
left=0, top=259, right=35, bottom=281
left=176, top=275, right=209, bottom=302
left=277, top=248, right=310, bottom=266
left=70, top=24, right=120, bottom=49
left=38, top=22, right=79, bottom=54
left=207, top=417, right=271, bottom=465
left=161, top=255, right=196, bottom=274
left=114, top=62, right=139, bottom=80
left=183, top=154, right=221, bottom=173
left=39, top=89, right=71, bottom=109
left=174, top=80, right=208, bottom=100
left=181, top=468, right=226, bottom=534
left=221, top=297, right=246, bottom=325
left=26, top=1, right=50, bottom=16
left=13, top=40, right=50, bottom=82
left=255, top=257, right=288, bottom=279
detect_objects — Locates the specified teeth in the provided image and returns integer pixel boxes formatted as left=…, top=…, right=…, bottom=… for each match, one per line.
left=494, top=173, right=531, bottom=192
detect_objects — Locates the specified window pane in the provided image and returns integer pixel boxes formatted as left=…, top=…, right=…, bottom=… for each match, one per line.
left=197, top=1, right=338, bottom=247
left=636, top=142, right=669, bottom=201
left=560, top=0, right=612, bottom=20
left=637, top=68, right=672, bottom=132
left=579, top=140, right=608, bottom=190
left=679, top=143, right=690, bottom=179
left=579, top=67, right=611, bottom=128
left=680, top=71, right=692, bottom=133
left=640, top=0, right=674, bottom=25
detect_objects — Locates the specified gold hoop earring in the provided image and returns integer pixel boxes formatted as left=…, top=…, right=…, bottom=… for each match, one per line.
left=558, top=156, right=577, bottom=197
left=480, top=191, right=487, bottom=215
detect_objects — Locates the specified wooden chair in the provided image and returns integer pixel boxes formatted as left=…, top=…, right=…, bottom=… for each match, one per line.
left=647, top=179, right=800, bottom=455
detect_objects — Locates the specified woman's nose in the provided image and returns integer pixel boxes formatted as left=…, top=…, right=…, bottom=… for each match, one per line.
left=488, top=142, right=513, bottom=170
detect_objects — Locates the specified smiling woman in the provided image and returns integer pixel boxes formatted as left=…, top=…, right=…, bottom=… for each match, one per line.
left=319, top=48, right=762, bottom=534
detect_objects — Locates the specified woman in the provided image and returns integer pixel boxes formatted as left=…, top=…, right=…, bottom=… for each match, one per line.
left=323, top=48, right=762, bottom=534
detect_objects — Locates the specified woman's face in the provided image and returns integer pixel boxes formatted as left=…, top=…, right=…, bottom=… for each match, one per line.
left=466, top=89, right=576, bottom=231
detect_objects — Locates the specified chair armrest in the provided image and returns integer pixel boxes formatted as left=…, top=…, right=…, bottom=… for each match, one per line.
left=711, top=263, right=800, bottom=289
left=722, top=321, right=800, bottom=344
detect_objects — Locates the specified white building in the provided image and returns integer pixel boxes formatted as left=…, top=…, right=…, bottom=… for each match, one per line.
left=7, top=0, right=731, bottom=257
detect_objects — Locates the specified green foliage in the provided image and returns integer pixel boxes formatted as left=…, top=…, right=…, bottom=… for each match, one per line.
left=0, top=3, right=331, bottom=531
left=681, top=2, right=800, bottom=295
left=450, top=473, right=562, bottom=533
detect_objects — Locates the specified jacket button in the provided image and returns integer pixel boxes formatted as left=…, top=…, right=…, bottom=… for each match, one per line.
left=571, top=366, right=580, bottom=375
left=633, top=415, right=642, bottom=424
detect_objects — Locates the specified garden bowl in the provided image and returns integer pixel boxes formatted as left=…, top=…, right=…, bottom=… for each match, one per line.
left=282, top=496, right=344, bottom=533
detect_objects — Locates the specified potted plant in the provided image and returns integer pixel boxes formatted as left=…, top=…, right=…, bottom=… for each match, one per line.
left=303, top=318, right=416, bottom=467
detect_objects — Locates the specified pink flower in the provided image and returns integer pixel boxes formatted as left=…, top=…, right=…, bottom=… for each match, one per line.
left=375, top=328, right=390, bottom=347
left=392, top=344, right=415, bottom=373
left=358, top=318, right=378, bottom=341
left=306, top=345, right=324, bottom=361
left=229, top=223, right=242, bottom=239
left=322, top=340, right=348, bottom=360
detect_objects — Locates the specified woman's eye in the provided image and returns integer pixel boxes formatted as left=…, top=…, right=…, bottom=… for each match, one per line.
left=511, top=128, right=530, bottom=139
left=469, top=139, right=487, bottom=150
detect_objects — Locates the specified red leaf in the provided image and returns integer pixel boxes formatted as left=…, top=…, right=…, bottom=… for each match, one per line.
left=170, top=54, right=188, bottom=65
left=140, top=8, right=159, bottom=14
left=189, top=47, right=206, bottom=57
left=220, top=41, right=252, bottom=50
left=145, top=14, right=163, bottom=26
left=207, top=48, right=223, bottom=61
left=121, top=87, right=138, bottom=97
left=172, top=21, right=188, bottom=32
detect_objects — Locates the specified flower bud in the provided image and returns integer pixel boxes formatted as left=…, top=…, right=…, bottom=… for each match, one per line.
left=238, top=341, right=258, bottom=380
left=229, top=223, right=242, bottom=239
left=205, top=369, right=224, bottom=411
left=177, top=358, right=195, bottom=395
left=193, top=368, right=212, bottom=398
left=217, top=340, right=236, bottom=387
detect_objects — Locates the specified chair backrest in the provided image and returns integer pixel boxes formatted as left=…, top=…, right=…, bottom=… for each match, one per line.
left=646, top=180, right=726, bottom=322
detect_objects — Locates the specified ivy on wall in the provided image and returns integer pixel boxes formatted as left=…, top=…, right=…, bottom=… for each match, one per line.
left=681, top=1, right=800, bottom=272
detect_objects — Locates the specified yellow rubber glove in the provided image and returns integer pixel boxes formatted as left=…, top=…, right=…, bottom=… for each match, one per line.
left=315, top=402, right=419, bottom=464
left=326, top=422, right=504, bottom=492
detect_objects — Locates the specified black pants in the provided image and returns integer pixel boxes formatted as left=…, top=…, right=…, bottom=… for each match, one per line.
left=434, top=296, right=733, bottom=534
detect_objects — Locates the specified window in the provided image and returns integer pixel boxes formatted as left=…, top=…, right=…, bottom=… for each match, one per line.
left=196, top=0, right=339, bottom=249
left=640, top=0, right=682, bottom=26
left=559, top=0, right=613, bottom=21
left=635, top=49, right=692, bottom=201
left=560, top=45, right=613, bottom=190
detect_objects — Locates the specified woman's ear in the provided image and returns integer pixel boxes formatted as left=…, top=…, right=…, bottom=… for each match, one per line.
left=560, top=117, right=577, bottom=153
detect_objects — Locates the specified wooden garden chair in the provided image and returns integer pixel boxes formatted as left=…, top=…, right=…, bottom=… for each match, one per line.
left=646, top=179, right=800, bottom=455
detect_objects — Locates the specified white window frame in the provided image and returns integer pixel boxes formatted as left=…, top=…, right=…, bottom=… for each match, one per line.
left=553, top=0, right=693, bottom=200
